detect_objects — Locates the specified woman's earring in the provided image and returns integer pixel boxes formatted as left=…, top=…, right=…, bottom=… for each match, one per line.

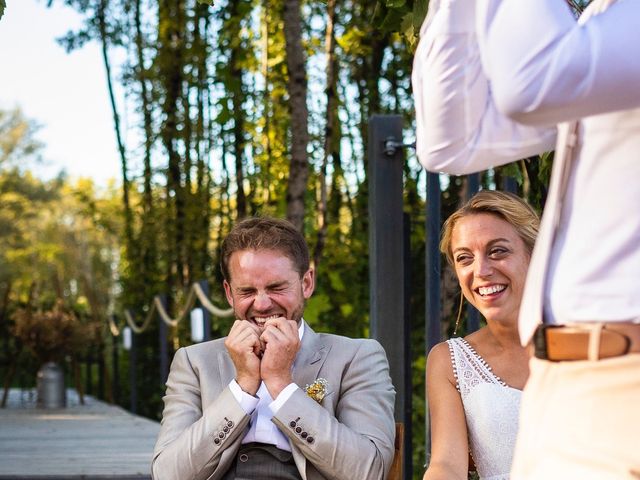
left=454, top=290, right=464, bottom=335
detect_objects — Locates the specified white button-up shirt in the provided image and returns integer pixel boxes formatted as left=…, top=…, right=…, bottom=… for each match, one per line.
left=412, top=0, right=640, bottom=333
left=228, top=321, right=304, bottom=451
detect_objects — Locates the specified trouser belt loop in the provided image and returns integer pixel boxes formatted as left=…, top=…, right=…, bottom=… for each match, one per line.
left=588, top=323, right=605, bottom=361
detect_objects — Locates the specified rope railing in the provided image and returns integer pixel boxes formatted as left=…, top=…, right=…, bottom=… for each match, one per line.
left=192, top=283, right=234, bottom=317
left=119, top=282, right=234, bottom=334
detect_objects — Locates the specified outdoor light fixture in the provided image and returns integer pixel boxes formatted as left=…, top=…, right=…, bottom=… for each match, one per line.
left=190, top=308, right=204, bottom=343
left=122, top=326, right=132, bottom=351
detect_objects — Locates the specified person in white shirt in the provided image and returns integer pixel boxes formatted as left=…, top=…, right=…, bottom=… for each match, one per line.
left=412, top=0, right=640, bottom=478
left=151, top=216, right=395, bottom=480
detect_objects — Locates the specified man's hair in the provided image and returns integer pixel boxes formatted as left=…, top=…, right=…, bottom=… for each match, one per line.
left=440, top=190, right=540, bottom=266
left=220, top=216, right=310, bottom=281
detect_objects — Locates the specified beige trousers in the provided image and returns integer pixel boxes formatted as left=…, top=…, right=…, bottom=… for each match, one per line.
left=511, top=354, right=640, bottom=479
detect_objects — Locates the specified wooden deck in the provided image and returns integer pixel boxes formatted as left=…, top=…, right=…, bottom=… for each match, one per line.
left=0, top=389, right=160, bottom=479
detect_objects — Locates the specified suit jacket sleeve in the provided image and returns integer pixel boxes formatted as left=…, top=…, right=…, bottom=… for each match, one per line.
left=151, top=347, right=249, bottom=480
left=272, top=339, right=396, bottom=480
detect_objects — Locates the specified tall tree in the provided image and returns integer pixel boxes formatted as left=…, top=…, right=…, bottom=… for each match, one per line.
left=314, top=0, right=338, bottom=267
left=282, top=0, right=309, bottom=231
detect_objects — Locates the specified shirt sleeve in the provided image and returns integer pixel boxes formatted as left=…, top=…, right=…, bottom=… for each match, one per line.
left=412, top=0, right=557, bottom=175
left=269, top=383, right=299, bottom=414
left=482, top=0, right=640, bottom=125
left=229, top=379, right=259, bottom=415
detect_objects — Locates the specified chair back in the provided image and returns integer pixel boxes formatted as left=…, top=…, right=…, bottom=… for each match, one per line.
left=387, top=422, right=404, bottom=480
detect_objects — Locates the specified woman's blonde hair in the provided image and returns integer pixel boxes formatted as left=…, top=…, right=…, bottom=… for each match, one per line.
left=440, top=190, right=540, bottom=266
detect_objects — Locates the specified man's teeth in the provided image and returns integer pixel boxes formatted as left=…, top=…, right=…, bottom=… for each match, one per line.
left=478, top=285, right=506, bottom=296
left=254, top=314, right=280, bottom=324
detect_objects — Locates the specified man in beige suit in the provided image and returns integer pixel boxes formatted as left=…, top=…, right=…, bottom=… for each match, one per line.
left=152, top=217, right=396, bottom=480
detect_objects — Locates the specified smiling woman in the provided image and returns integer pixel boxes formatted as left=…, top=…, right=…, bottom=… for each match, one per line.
left=423, top=190, right=540, bottom=480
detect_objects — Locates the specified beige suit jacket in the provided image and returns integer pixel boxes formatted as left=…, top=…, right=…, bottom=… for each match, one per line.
left=151, top=322, right=396, bottom=480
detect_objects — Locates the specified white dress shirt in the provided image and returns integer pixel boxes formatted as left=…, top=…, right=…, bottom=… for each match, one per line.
left=229, top=321, right=304, bottom=451
left=413, top=0, right=640, bottom=331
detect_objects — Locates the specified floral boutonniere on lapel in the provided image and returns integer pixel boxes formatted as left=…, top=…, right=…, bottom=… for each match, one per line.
left=305, top=378, right=328, bottom=404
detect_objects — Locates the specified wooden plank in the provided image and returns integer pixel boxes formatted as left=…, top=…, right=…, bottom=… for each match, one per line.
left=0, top=389, right=159, bottom=478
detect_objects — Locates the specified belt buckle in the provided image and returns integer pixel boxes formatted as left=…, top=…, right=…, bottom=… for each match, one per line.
left=533, top=324, right=551, bottom=360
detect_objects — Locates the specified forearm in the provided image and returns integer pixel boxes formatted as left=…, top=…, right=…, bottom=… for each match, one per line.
left=413, top=0, right=555, bottom=174
left=485, top=0, right=640, bottom=124
left=423, top=461, right=468, bottom=480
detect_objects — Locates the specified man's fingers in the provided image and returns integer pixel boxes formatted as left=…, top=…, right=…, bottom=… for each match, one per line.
left=229, top=319, right=260, bottom=336
left=263, top=318, right=298, bottom=336
left=226, top=321, right=263, bottom=353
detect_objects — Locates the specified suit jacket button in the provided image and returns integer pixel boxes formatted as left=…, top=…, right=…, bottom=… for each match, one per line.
left=227, top=421, right=234, bottom=428
left=214, top=438, right=221, bottom=445
left=218, top=432, right=225, bottom=439
left=301, top=432, right=308, bottom=439
left=306, top=436, right=314, bottom=444
left=223, top=426, right=229, bottom=433
left=289, top=421, right=297, bottom=428
left=295, top=427, right=302, bottom=434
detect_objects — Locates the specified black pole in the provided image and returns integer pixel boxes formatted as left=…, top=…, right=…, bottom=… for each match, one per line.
left=85, top=355, right=93, bottom=396
left=198, top=279, right=212, bottom=342
left=425, top=170, right=441, bottom=463
left=129, top=329, right=137, bottom=414
left=98, top=345, right=105, bottom=400
left=367, top=114, right=409, bottom=478
left=502, top=176, right=518, bottom=193
left=403, top=213, right=413, bottom=480
left=425, top=171, right=442, bottom=354
left=158, top=295, right=169, bottom=387
left=111, top=320, right=119, bottom=405
left=465, top=174, right=481, bottom=333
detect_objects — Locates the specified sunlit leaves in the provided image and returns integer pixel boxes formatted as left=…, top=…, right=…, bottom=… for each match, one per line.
left=0, top=108, right=43, bottom=167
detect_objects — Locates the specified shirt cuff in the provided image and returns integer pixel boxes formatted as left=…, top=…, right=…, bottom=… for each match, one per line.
left=269, top=383, right=299, bottom=415
left=229, top=379, right=259, bottom=415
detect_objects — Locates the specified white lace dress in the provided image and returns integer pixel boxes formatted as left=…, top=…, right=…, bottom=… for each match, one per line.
left=447, top=338, right=522, bottom=480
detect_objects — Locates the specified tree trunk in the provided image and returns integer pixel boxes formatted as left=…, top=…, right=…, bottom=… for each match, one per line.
left=158, top=0, right=187, bottom=290
left=134, top=0, right=159, bottom=298
left=283, top=0, right=309, bottom=232
left=314, top=0, right=338, bottom=268
left=97, top=0, right=135, bottom=260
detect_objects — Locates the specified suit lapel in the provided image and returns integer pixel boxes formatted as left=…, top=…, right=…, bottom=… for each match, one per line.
left=292, top=322, right=332, bottom=390
left=291, top=322, right=331, bottom=480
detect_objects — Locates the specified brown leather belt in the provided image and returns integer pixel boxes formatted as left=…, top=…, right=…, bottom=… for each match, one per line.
left=534, top=322, right=640, bottom=361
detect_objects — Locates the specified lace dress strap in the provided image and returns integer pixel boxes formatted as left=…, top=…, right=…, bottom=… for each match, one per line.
left=447, top=337, right=507, bottom=400
left=446, top=337, right=521, bottom=480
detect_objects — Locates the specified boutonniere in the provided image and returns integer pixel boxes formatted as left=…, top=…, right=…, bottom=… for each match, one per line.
left=305, top=378, right=328, bottom=403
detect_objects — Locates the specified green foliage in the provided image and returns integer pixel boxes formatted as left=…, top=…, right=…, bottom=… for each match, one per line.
left=0, top=108, right=43, bottom=166
left=0, top=113, right=123, bottom=396
left=375, top=0, right=429, bottom=51
left=303, top=293, right=332, bottom=325
left=0, top=0, right=5, bottom=21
